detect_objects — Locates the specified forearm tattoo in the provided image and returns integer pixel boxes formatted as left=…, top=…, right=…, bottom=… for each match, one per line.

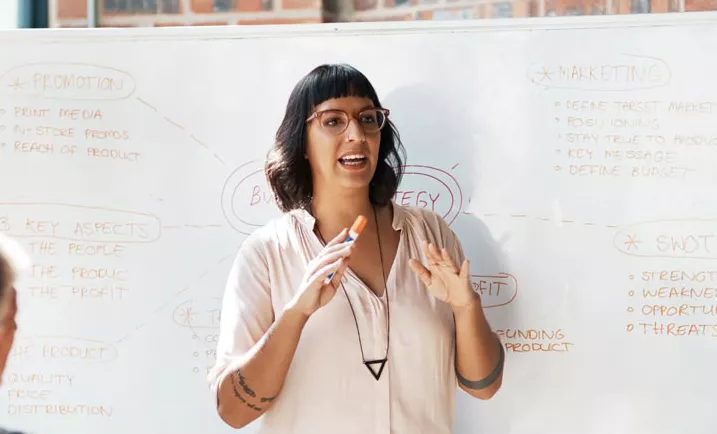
left=230, top=370, right=276, bottom=411
left=231, top=383, right=262, bottom=412
left=456, top=335, right=505, bottom=390
left=234, top=370, right=256, bottom=398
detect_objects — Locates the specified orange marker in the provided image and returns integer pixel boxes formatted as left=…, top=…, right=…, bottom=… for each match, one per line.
left=325, top=215, right=367, bottom=283
left=346, top=215, right=368, bottom=243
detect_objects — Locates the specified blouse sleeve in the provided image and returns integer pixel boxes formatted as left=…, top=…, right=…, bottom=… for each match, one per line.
left=207, top=232, right=274, bottom=395
left=442, top=220, right=466, bottom=269
left=415, top=208, right=467, bottom=268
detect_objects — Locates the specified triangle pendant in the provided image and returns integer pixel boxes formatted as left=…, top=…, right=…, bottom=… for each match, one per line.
left=364, top=358, right=387, bottom=381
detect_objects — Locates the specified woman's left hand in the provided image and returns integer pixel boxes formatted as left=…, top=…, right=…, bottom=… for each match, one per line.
left=409, top=240, right=478, bottom=311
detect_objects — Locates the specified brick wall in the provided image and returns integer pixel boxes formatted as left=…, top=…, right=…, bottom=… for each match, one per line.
left=685, top=0, right=717, bottom=10
left=51, top=0, right=322, bottom=27
left=51, top=0, right=714, bottom=27
left=353, top=0, right=685, bottom=20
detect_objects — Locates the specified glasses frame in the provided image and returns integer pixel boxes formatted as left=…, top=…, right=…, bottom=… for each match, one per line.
left=306, top=108, right=390, bottom=135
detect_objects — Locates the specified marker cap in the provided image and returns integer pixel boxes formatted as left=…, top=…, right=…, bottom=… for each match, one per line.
left=349, top=215, right=368, bottom=237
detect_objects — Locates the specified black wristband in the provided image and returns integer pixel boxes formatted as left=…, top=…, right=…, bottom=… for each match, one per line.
left=455, top=335, right=505, bottom=390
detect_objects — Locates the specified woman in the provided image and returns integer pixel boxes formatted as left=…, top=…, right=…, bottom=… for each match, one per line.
left=0, top=235, right=27, bottom=385
left=0, top=234, right=30, bottom=434
left=208, top=63, right=505, bottom=433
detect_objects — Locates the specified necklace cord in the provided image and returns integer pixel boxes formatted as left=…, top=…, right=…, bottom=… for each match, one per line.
left=314, top=205, right=390, bottom=364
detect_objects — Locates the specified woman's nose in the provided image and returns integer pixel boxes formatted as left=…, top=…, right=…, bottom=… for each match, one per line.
left=345, top=118, right=366, bottom=142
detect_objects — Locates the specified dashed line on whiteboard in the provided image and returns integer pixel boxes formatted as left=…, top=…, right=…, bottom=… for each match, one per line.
left=213, top=153, right=226, bottom=166
left=164, top=116, right=185, bottom=131
left=467, top=212, right=619, bottom=229
left=154, top=302, right=171, bottom=314
left=136, top=97, right=157, bottom=112
left=134, top=96, right=230, bottom=167
left=162, top=224, right=225, bottom=229
left=190, top=134, right=210, bottom=150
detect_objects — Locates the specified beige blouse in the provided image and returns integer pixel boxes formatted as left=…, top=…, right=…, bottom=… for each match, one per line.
left=208, top=202, right=466, bottom=434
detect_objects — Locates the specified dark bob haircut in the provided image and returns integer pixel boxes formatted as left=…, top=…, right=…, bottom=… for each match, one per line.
left=265, top=63, right=406, bottom=213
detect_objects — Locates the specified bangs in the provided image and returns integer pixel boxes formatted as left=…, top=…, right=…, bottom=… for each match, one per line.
left=302, top=64, right=380, bottom=110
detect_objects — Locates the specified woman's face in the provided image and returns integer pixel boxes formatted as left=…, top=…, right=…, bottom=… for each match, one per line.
left=305, top=96, right=382, bottom=195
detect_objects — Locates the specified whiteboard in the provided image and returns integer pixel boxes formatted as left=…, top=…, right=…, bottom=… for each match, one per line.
left=1, top=12, right=717, bottom=434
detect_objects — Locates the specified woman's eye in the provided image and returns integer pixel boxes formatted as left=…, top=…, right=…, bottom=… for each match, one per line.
left=360, top=115, right=377, bottom=124
left=324, top=117, right=345, bottom=127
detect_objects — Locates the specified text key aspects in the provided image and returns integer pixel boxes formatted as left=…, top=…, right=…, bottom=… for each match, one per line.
left=0, top=203, right=161, bottom=244
left=0, top=203, right=161, bottom=302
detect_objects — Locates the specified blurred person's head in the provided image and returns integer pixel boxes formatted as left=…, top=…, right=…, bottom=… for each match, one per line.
left=0, top=235, right=29, bottom=384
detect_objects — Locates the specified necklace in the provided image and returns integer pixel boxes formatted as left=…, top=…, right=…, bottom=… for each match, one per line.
left=314, top=205, right=390, bottom=381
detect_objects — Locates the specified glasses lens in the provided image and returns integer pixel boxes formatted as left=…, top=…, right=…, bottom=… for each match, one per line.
left=359, top=109, right=386, bottom=133
left=319, top=111, right=349, bottom=135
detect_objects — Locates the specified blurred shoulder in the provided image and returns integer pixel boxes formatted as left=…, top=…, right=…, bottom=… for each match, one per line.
left=397, top=203, right=455, bottom=238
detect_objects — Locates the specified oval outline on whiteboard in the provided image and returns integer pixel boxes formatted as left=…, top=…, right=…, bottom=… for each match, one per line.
left=613, top=218, right=717, bottom=259
left=0, top=62, right=136, bottom=100
left=221, top=159, right=280, bottom=236
left=0, top=202, right=162, bottom=243
left=221, top=161, right=464, bottom=236
left=470, top=272, right=518, bottom=308
left=400, top=164, right=464, bottom=225
left=526, top=54, right=672, bottom=92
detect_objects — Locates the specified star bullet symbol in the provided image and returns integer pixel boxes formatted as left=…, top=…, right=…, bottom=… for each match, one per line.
left=536, top=66, right=552, bottom=82
left=8, top=78, right=24, bottom=90
left=178, top=306, right=197, bottom=325
left=624, top=234, right=641, bottom=251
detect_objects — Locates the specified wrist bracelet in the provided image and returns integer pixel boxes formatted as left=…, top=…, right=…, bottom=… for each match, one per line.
left=455, top=334, right=505, bottom=390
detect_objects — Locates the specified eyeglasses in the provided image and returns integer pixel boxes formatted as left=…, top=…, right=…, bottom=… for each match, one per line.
left=306, top=108, right=390, bottom=136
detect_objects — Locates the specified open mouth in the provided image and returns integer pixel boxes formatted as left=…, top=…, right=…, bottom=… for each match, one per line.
left=338, top=154, right=368, bottom=167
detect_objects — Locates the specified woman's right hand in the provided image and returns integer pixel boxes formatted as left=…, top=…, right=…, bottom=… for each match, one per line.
left=288, top=228, right=353, bottom=317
